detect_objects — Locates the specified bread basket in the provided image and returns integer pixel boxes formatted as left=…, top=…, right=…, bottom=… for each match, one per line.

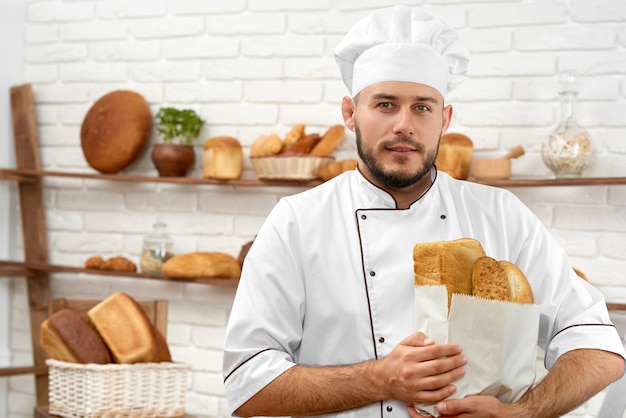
left=46, top=359, right=190, bottom=418
left=250, top=155, right=334, bottom=180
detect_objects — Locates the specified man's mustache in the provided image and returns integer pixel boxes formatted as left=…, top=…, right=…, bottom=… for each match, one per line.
left=379, top=136, right=426, bottom=153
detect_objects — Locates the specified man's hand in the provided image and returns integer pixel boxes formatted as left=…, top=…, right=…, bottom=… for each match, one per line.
left=236, top=331, right=466, bottom=417
left=408, top=395, right=516, bottom=418
left=378, top=332, right=467, bottom=405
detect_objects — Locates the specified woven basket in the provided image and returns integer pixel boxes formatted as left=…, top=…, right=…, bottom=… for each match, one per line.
left=47, top=359, right=190, bottom=418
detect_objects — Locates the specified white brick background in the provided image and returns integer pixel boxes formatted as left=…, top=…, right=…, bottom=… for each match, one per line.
left=3, top=0, right=626, bottom=417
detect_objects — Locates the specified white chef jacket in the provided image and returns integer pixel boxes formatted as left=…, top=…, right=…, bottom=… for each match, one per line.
left=223, top=169, right=625, bottom=418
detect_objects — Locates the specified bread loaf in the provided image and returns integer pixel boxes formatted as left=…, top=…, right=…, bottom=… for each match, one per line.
left=87, top=292, right=157, bottom=364
left=81, top=90, right=152, bottom=174
left=284, top=123, right=305, bottom=145
left=40, top=309, right=113, bottom=364
left=413, top=238, right=486, bottom=310
left=280, top=133, right=321, bottom=155
left=435, top=133, right=473, bottom=180
left=202, top=136, right=243, bottom=180
left=310, top=125, right=346, bottom=156
left=251, top=133, right=283, bottom=157
left=498, top=260, right=534, bottom=304
left=162, top=251, right=241, bottom=279
left=315, top=159, right=358, bottom=181
left=413, top=238, right=534, bottom=308
left=153, top=327, right=172, bottom=362
left=471, top=256, right=511, bottom=302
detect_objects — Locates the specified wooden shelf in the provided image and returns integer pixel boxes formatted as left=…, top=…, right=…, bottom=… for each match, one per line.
left=0, top=168, right=322, bottom=187
left=0, top=260, right=239, bottom=287
left=1, top=167, right=625, bottom=187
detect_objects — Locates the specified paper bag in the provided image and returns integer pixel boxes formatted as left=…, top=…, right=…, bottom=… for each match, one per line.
left=414, top=286, right=539, bottom=417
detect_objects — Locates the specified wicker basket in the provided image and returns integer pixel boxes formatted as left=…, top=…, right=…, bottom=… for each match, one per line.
left=47, top=359, right=190, bottom=418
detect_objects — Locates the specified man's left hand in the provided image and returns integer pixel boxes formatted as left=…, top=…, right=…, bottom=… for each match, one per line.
left=409, top=395, right=523, bottom=417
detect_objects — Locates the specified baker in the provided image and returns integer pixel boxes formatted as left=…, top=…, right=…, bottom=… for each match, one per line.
left=223, top=5, right=625, bottom=417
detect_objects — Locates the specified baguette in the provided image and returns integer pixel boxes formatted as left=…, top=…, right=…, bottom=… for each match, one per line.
left=280, top=133, right=321, bottom=155
left=310, top=125, right=346, bottom=156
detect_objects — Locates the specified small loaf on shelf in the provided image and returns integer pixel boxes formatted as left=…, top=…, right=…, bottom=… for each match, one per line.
left=162, top=251, right=241, bottom=279
left=202, top=136, right=243, bottom=180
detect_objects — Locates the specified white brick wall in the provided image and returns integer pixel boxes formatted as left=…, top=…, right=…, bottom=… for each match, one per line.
left=4, top=1, right=626, bottom=417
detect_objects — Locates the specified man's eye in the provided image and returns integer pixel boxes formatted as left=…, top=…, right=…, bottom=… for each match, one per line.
left=378, top=102, right=392, bottom=109
left=415, top=105, right=431, bottom=112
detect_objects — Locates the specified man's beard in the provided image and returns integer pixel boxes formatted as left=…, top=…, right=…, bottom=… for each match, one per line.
left=355, top=124, right=438, bottom=189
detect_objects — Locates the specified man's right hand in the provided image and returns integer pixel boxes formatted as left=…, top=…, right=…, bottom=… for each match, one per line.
left=377, top=332, right=466, bottom=405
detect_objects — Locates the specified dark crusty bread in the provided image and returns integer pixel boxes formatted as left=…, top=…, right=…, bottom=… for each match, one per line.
left=87, top=292, right=157, bottom=364
left=81, top=90, right=152, bottom=174
left=40, top=308, right=112, bottom=364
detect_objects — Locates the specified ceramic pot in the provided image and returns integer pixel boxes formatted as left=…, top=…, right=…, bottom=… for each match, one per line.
left=151, top=143, right=195, bottom=177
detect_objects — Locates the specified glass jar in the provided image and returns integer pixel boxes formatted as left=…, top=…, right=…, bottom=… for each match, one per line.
left=541, top=71, right=594, bottom=178
left=140, top=220, right=174, bottom=273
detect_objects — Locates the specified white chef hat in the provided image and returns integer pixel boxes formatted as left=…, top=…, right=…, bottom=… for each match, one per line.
left=334, top=6, right=469, bottom=98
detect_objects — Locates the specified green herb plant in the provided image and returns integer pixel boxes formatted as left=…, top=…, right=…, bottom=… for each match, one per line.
left=155, top=107, right=206, bottom=145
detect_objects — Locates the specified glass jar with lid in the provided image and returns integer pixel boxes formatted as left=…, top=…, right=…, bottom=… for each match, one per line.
left=541, top=71, right=594, bottom=177
left=140, top=220, right=174, bottom=273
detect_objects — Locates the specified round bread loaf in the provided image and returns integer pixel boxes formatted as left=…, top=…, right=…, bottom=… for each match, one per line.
left=81, top=90, right=152, bottom=173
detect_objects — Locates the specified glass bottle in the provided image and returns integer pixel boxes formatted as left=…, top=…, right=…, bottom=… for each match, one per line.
left=140, top=220, right=174, bottom=273
left=541, top=71, right=594, bottom=178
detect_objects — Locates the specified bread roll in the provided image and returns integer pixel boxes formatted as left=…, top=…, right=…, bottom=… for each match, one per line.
left=435, top=133, right=473, bottom=180
left=310, top=125, right=346, bottom=156
left=162, top=251, right=241, bottom=279
left=81, top=90, right=152, bottom=174
left=101, top=256, right=137, bottom=272
left=202, top=136, right=243, bottom=180
left=280, top=133, right=321, bottom=155
left=284, top=123, right=305, bottom=145
left=315, top=159, right=358, bottom=181
left=499, top=260, right=534, bottom=304
left=413, top=238, right=486, bottom=309
left=40, top=308, right=112, bottom=364
left=471, top=256, right=511, bottom=302
left=251, top=133, right=283, bottom=157
left=87, top=292, right=157, bottom=364
left=85, top=256, right=105, bottom=269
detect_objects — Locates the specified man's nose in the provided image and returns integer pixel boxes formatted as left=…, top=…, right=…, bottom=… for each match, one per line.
left=392, top=107, right=415, bottom=136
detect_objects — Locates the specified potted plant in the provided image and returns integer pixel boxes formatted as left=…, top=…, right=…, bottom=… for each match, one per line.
left=151, top=107, right=206, bottom=177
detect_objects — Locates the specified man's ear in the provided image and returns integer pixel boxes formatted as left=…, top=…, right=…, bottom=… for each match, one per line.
left=441, top=104, right=453, bottom=135
left=341, top=96, right=356, bottom=131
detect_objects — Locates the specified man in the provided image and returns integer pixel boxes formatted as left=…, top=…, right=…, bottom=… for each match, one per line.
left=223, top=6, right=625, bottom=417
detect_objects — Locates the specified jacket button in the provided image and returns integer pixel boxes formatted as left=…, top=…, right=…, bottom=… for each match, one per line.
left=361, top=214, right=367, bottom=220
left=379, top=337, right=385, bottom=343
left=386, top=405, right=393, bottom=412
left=369, top=271, right=375, bottom=277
